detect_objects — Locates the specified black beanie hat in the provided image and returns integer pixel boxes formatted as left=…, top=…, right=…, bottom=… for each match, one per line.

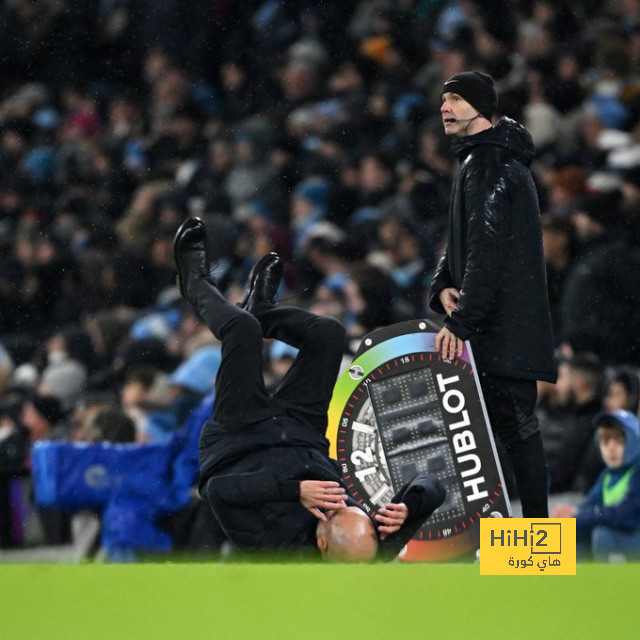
left=31, top=394, right=64, bottom=425
left=441, top=71, right=498, bottom=120
left=578, top=189, right=622, bottom=227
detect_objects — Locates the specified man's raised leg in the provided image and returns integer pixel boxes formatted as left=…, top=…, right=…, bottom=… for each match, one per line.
left=174, top=218, right=274, bottom=426
left=269, top=310, right=345, bottom=434
left=238, top=250, right=346, bottom=432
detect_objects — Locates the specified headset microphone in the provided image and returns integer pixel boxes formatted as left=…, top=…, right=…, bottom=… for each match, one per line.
left=446, top=112, right=481, bottom=135
left=452, top=113, right=480, bottom=124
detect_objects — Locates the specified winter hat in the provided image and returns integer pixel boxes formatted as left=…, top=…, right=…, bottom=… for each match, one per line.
left=608, top=367, right=640, bottom=416
left=293, top=179, right=331, bottom=210
left=441, top=71, right=498, bottom=119
left=61, top=326, right=96, bottom=368
left=585, top=95, right=630, bottom=130
left=270, top=340, right=299, bottom=362
left=245, top=201, right=277, bottom=222
left=115, top=337, right=176, bottom=373
left=169, top=345, right=221, bottom=395
left=393, top=92, right=428, bottom=123
left=31, top=394, right=64, bottom=425
left=524, top=102, right=561, bottom=150
left=361, top=35, right=394, bottom=66
left=577, top=190, right=622, bottom=227
left=40, top=359, right=87, bottom=411
left=65, top=110, right=101, bottom=139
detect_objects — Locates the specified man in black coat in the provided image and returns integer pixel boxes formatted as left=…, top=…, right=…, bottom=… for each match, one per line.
left=431, top=72, right=557, bottom=517
left=540, top=354, right=604, bottom=494
left=560, top=190, right=640, bottom=366
left=174, top=217, right=445, bottom=561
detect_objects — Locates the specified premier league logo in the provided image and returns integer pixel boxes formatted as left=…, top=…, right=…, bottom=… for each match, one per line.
left=327, top=320, right=511, bottom=561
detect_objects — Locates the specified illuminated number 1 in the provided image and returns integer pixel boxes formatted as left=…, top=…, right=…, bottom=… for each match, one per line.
left=355, top=467, right=377, bottom=482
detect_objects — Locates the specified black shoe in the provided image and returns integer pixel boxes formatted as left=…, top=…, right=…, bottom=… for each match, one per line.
left=173, top=217, right=209, bottom=305
left=238, top=252, right=283, bottom=314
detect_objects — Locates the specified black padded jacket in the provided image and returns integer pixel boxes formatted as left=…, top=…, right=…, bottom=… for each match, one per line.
left=203, top=443, right=445, bottom=560
left=430, top=117, right=557, bottom=383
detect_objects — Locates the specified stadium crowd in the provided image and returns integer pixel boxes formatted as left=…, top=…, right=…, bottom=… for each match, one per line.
left=2, top=0, right=640, bottom=559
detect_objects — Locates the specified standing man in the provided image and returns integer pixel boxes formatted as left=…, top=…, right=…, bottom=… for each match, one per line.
left=431, top=71, right=557, bottom=517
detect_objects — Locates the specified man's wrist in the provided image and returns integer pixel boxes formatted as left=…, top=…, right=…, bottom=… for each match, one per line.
left=280, top=481, right=301, bottom=501
left=444, top=315, right=473, bottom=341
left=401, top=494, right=420, bottom=516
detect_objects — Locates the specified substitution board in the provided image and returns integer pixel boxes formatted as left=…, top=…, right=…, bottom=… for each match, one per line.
left=327, top=320, right=511, bottom=561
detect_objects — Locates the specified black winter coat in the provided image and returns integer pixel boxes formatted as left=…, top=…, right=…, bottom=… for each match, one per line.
left=538, top=398, right=604, bottom=494
left=560, top=234, right=640, bottom=366
left=201, top=439, right=445, bottom=558
left=430, top=117, right=557, bottom=383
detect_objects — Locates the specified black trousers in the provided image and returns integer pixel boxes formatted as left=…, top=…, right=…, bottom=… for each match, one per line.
left=190, top=277, right=345, bottom=434
left=479, top=373, right=549, bottom=518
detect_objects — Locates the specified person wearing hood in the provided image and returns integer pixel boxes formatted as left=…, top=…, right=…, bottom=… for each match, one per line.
left=430, top=71, right=557, bottom=518
left=554, top=411, right=640, bottom=562
left=604, top=367, right=640, bottom=417
left=560, top=190, right=640, bottom=366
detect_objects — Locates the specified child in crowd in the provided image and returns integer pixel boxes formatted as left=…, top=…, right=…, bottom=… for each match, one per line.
left=554, top=410, right=640, bottom=561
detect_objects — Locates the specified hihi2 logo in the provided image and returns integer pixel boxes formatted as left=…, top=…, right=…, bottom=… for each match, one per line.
left=479, top=518, right=576, bottom=575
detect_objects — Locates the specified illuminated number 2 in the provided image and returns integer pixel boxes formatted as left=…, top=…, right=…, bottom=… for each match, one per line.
left=535, top=530, right=548, bottom=546
left=351, top=447, right=375, bottom=466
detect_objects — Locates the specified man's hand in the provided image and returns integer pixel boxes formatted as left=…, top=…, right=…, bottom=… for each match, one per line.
left=374, top=503, right=409, bottom=540
left=300, top=480, right=347, bottom=521
left=435, top=326, right=464, bottom=360
left=439, top=287, right=460, bottom=316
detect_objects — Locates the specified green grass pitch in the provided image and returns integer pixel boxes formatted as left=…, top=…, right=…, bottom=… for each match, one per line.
left=1, top=563, right=637, bottom=639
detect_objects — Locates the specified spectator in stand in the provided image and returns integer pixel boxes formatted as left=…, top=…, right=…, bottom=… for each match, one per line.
left=38, top=325, right=94, bottom=411
left=348, top=151, right=396, bottom=232
left=20, top=392, right=71, bottom=544
left=561, top=190, right=640, bottom=366
left=541, top=214, right=575, bottom=338
left=120, top=366, right=167, bottom=442
left=264, top=341, right=300, bottom=395
left=0, top=400, right=29, bottom=548
left=540, top=353, right=605, bottom=494
left=81, top=407, right=136, bottom=444
left=290, top=178, right=331, bottom=258
left=21, top=394, right=67, bottom=443
left=554, top=410, right=640, bottom=562
left=372, top=211, right=431, bottom=317
left=543, top=166, right=587, bottom=218
left=603, top=367, right=640, bottom=416
left=343, top=263, right=398, bottom=338
left=70, top=391, right=118, bottom=443
left=305, top=232, right=350, bottom=296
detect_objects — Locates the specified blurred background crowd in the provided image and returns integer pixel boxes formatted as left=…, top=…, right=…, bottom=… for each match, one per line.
left=2, top=0, right=640, bottom=560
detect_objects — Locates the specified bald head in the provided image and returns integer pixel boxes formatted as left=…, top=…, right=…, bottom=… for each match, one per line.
left=316, top=507, right=378, bottom=563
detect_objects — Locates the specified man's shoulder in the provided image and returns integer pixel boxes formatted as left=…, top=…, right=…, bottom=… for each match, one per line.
left=461, top=143, right=522, bottom=175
